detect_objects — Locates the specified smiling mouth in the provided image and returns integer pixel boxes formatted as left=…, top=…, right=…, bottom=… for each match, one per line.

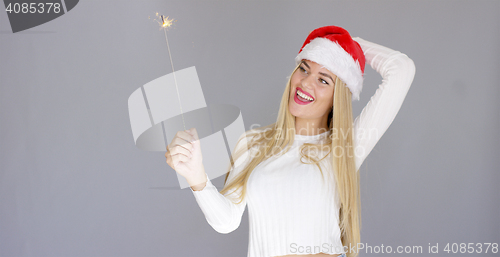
left=294, top=88, right=314, bottom=105
left=296, top=89, right=314, bottom=102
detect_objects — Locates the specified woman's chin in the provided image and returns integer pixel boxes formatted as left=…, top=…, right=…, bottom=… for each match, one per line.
left=288, top=106, right=298, bottom=116
left=289, top=108, right=302, bottom=118
left=289, top=102, right=307, bottom=115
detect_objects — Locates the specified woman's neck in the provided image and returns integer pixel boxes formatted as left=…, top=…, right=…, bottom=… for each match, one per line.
left=295, top=118, right=329, bottom=136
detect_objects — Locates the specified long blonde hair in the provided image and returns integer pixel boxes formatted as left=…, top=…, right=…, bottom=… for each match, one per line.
left=220, top=63, right=361, bottom=257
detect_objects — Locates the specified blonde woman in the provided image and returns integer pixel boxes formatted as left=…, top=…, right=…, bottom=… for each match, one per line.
left=165, top=26, right=415, bottom=257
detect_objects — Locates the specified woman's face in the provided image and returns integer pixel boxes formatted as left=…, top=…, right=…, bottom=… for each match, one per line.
left=288, top=59, right=337, bottom=125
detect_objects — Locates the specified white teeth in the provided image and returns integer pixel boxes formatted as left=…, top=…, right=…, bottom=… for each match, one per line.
left=297, top=90, right=313, bottom=101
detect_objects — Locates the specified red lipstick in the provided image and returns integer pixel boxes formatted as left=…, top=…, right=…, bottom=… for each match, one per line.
left=294, top=88, right=314, bottom=105
left=297, top=88, right=314, bottom=100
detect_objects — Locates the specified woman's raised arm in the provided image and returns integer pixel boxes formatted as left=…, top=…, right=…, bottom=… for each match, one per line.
left=352, top=37, right=416, bottom=171
left=190, top=131, right=255, bottom=234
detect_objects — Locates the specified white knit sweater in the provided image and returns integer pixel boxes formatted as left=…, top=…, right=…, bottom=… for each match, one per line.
left=190, top=38, right=416, bottom=257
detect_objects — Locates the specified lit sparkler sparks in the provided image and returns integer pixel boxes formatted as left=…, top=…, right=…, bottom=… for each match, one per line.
left=161, top=15, right=174, bottom=28
left=150, top=12, right=176, bottom=30
left=149, top=13, right=186, bottom=130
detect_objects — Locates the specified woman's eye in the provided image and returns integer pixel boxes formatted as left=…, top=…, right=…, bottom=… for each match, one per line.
left=299, top=66, right=307, bottom=73
left=320, top=78, right=329, bottom=85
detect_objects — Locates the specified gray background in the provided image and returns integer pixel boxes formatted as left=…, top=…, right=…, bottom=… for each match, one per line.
left=1, top=0, right=498, bottom=256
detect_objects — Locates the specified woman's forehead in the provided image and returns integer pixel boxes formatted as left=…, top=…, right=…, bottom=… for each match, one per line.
left=302, top=59, right=337, bottom=80
left=303, top=59, right=335, bottom=76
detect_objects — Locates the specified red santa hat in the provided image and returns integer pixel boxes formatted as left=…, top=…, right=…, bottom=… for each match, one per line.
left=295, top=26, right=366, bottom=101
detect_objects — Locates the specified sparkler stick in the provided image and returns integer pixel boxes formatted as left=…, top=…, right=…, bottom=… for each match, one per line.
left=150, top=13, right=186, bottom=131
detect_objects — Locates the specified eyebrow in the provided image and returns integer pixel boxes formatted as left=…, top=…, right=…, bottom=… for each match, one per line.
left=301, top=60, right=310, bottom=69
left=319, top=72, right=335, bottom=85
left=301, top=61, right=335, bottom=85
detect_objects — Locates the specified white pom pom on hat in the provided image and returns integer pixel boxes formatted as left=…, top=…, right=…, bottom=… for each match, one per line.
left=295, top=26, right=366, bottom=101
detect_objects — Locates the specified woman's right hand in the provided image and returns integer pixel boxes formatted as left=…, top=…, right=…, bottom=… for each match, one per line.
left=165, top=128, right=207, bottom=189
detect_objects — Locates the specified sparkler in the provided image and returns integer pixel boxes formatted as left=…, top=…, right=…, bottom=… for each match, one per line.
left=130, top=13, right=248, bottom=189
left=149, top=13, right=186, bottom=130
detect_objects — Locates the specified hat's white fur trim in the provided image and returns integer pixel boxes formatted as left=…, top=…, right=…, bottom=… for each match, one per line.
left=295, top=37, right=363, bottom=101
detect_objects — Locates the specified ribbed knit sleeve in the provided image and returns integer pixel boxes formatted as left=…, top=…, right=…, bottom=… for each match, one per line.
left=352, top=37, right=416, bottom=171
left=190, top=131, right=255, bottom=234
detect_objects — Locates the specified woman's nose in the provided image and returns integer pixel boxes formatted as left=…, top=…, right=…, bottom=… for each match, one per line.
left=301, top=75, right=315, bottom=90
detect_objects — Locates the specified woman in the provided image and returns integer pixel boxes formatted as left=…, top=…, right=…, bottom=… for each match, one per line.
left=165, top=26, right=415, bottom=257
